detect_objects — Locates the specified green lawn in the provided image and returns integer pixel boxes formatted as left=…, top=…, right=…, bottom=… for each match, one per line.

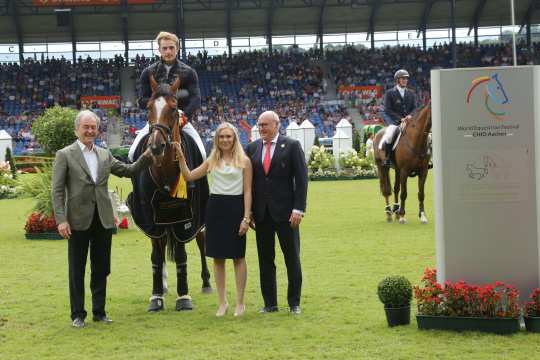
left=1, top=176, right=539, bottom=359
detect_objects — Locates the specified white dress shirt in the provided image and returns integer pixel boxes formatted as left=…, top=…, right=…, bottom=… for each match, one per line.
left=77, top=140, right=98, bottom=183
left=396, top=85, right=406, bottom=98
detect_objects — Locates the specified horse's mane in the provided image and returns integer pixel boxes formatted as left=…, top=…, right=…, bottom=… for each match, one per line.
left=411, top=102, right=431, bottom=119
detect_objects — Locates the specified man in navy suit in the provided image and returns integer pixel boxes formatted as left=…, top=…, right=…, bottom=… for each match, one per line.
left=380, top=69, right=417, bottom=166
left=246, top=111, right=308, bottom=314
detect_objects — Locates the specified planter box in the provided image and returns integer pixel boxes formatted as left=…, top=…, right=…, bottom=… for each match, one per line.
left=25, top=232, right=64, bottom=240
left=416, top=315, right=520, bottom=334
left=524, top=316, right=540, bottom=332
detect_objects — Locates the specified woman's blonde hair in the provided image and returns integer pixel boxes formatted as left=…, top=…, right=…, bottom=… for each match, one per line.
left=207, top=122, right=246, bottom=171
left=155, top=31, right=180, bottom=48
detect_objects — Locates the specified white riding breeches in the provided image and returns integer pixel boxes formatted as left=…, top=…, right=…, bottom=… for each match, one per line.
left=379, top=124, right=400, bottom=150
left=128, top=122, right=207, bottom=162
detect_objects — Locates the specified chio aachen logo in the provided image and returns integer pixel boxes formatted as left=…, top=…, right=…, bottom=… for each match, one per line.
left=466, top=73, right=510, bottom=121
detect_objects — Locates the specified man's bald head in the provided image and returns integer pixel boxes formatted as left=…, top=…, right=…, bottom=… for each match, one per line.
left=257, top=111, right=280, bottom=142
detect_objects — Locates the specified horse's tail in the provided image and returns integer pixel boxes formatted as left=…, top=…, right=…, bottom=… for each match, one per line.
left=165, top=228, right=176, bottom=261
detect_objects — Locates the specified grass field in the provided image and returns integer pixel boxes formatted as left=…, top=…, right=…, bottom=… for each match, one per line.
left=1, top=176, right=539, bottom=359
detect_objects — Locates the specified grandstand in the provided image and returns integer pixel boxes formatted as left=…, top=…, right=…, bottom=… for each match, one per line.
left=1, top=0, right=539, bottom=154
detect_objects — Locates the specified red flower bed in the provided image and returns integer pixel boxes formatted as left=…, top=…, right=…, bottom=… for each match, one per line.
left=525, top=288, right=540, bottom=317
left=414, top=268, right=520, bottom=319
left=24, top=212, right=57, bottom=233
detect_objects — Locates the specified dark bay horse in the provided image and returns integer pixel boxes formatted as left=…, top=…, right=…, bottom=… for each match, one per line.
left=373, top=104, right=431, bottom=224
left=127, top=75, right=211, bottom=312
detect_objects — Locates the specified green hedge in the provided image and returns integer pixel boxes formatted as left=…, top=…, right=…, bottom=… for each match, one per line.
left=13, top=156, right=54, bottom=170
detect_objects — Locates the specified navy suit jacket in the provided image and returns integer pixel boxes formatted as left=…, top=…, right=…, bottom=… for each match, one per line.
left=383, top=87, right=417, bottom=126
left=246, top=135, right=308, bottom=223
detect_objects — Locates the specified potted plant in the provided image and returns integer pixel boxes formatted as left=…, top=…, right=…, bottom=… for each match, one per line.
left=524, top=288, right=540, bottom=332
left=377, top=275, right=413, bottom=327
left=19, top=165, right=62, bottom=240
left=414, top=268, right=520, bottom=334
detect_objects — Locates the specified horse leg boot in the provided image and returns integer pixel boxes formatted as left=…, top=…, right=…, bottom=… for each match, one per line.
left=196, top=231, right=213, bottom=293
left=175, top=242, right=193, bottom=311
left=149, top=241, right=165, bottom=312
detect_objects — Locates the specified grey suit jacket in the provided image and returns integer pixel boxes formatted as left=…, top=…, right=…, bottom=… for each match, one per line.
left=52, top=141, right=151, bottom=231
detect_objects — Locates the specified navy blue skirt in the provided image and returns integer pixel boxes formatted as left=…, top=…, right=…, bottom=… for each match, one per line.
left=205, top=194, right=246, bottom=259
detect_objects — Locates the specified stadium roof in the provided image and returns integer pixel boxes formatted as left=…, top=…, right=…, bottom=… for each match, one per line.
left=0, top=0, right=537, bottom=43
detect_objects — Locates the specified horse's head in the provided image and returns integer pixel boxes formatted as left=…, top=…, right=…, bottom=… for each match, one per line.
left=487, top=73, right=509, bottom=105
left=146, top=75, right=181, bottom=166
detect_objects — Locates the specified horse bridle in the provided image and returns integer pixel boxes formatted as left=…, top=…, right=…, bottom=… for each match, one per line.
left=150, top=122, right=174, bottom=144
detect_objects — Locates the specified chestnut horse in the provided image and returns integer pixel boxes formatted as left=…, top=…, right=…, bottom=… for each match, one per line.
left=373, top=104, right=431, bottom=224
left=127, top=75, right=211, bottom=312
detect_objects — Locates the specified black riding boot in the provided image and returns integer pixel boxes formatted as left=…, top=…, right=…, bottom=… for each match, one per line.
left=384, top=143, right=394, bottom=167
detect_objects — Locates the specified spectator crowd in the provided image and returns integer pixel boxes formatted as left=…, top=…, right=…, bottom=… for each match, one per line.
left=2, top=41, right=539, bottom=154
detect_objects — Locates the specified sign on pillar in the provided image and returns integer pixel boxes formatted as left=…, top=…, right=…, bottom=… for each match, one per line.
left=431, top=66, right=540, bottom=299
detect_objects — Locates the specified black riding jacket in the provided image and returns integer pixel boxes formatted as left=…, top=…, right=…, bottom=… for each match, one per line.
left=138, top=58, right=201, bottom=119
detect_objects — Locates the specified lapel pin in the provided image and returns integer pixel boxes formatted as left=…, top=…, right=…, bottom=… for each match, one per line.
left=281, top=144, right=285, bottom=148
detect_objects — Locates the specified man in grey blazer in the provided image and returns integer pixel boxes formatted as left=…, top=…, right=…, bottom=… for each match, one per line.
left=52, top=110, right=152, bottom=328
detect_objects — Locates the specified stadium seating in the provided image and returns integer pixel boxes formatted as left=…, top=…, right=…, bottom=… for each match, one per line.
left=1, top=42, right=538, bottom=154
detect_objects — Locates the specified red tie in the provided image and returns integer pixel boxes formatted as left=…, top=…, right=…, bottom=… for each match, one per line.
left=263, top=142, right=272, bottom=175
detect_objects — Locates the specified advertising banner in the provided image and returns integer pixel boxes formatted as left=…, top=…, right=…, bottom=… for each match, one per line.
left=337, top=85, right=382, bottom=99
left=81, top=95, right=121, bottom=109
left=33, top=0, right=156, bottom=6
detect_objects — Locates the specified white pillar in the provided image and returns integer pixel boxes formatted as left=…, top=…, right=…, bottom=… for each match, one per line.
left=336, top=118, right=353, bottom=139
left=251, top=124, right=260, bottom=142
left=332, top=129, right=351, bottom=169
left=286, top=121, right=300, bottom=141
left=300, top=119, right=316, bottom=161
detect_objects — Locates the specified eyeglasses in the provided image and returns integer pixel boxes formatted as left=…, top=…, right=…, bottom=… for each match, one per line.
left=257, top=123, right=271, bottom=128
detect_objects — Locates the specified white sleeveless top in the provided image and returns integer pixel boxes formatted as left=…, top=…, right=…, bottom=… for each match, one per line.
left=210, top=164, right=244, bottom=195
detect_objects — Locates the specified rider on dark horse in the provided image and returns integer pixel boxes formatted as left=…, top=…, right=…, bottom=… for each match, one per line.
left=379, top=69, right=417, bottom=167
left=128, top=31, right=210, bottom=312
left=129, top=31, right=205, bottom=162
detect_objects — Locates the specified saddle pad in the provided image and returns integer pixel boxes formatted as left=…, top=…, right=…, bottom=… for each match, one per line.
left=151, top=190, right=193, bottom=225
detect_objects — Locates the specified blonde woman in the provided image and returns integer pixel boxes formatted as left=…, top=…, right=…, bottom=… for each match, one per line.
left=175, top=122, right=252, bottom=317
